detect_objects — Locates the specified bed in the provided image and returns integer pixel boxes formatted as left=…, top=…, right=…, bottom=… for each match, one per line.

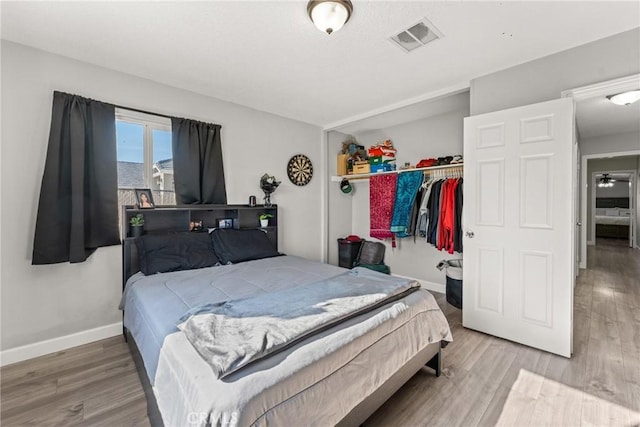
left=595, top=206, right=631, bottom=239
left=120, top=205, right=452, bottom=427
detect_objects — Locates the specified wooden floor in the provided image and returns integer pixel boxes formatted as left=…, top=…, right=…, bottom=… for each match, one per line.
left=367, top=238, right=640, bottom=426
left=2, top=239, right=638, bottom=426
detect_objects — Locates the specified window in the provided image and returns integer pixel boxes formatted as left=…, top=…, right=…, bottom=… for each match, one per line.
left=116, top=108, right=175, bottom=214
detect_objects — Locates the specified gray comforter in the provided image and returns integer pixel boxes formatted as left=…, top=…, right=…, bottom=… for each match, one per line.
left=177, top=267, right=420, bottom=379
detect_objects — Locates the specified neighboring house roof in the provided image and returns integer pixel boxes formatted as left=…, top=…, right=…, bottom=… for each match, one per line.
left=154, top=158, right=173, bottom=173
left=117, top=161, right=145, bottom=188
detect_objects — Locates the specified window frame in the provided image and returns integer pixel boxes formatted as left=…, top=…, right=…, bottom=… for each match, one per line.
left=115, top=108, right=172, bottom=189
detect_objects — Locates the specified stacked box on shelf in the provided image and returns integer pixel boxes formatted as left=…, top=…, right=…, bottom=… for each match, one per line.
left=371, top=163, right=395, bottom=173
left=368, top=139, right=397, bottom=173
left=353, top=161, right=370, bottom=174
left=337, top=154, right=348, bottom=175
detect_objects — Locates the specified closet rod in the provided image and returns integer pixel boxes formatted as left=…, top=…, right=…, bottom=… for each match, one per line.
left=331, top=163, right=463, bottom=182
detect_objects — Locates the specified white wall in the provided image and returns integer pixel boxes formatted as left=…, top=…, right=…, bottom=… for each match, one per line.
left=470, top=28, right=640, bottom=115
left=1, top=41, right=322, bottom=352
left=327, top=105, right=468, bottom=291
left=595, top=181, right=631, bottom=198
left=580, top=131, right=640, bottom=156
left=586, top=156, right=639, bottom=242
left=327, top=130, right=352, bottom=266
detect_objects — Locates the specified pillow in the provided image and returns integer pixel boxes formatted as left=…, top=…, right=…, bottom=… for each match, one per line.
left=604, top=209, right=619, bottom=217
left=210, top=228, right=279, bottom=264
left=136, top=232, right=219, bottom=275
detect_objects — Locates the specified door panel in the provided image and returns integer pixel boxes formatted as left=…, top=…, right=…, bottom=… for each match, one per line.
left=520, top=250, right=552, bottom=327
left=477, top=247, right=504, bottom=315
left=463, top=98, right=574, bottom=358
left=477, top=159, right=505, bottom=226
left=520, top=154, right=553, bottom=228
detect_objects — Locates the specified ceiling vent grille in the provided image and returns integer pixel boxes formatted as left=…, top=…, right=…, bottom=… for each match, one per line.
left=390, top=18, right=443, bottom=53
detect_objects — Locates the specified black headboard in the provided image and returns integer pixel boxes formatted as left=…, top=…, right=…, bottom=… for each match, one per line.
left=122, top=204, right=278, bottom=290
left=596, top=197, right=630, bottom=209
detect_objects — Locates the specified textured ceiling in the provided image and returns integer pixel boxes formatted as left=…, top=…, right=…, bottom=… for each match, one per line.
left=2, top=1, right=639, bottom=127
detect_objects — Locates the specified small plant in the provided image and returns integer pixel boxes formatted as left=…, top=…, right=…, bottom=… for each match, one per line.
left=259, top=213, right=274, bottom=221
left=130, top=214, right=145, bottom=226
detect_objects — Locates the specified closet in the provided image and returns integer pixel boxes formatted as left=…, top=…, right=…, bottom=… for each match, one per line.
left=325, top=90, right=470, bottom=293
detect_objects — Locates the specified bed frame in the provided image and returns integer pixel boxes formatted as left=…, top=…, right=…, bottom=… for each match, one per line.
left=121, top=204, right=443, bottom=426
left=596, top=224, right=630, bottom=239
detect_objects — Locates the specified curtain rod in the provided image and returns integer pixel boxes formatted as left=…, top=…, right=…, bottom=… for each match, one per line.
left=53, top=91, right=221, bottom=126
left=113, top=104, right=221, bottom=127
left=113, top=104, right=173, bottom=120
left=54, top=91, right=174, bottom=120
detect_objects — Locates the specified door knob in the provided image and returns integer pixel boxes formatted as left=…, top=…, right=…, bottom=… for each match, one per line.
left=465, top=231, right=475, bottom=238
left=577, top=222, right=582, bottom=226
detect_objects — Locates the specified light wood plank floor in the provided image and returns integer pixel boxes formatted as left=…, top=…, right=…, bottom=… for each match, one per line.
left=2, top=239, right=638, bottom=426
left=367, top=238, right=640, bottom=426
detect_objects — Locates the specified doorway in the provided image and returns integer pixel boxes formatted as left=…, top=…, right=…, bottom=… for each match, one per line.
left=562, top=74, right=640, bottom=269
left=591, top=168, right=636, bottom=248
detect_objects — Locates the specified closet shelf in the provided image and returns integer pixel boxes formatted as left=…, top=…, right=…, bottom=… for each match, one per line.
left=330, top=163, right=463, bottom=182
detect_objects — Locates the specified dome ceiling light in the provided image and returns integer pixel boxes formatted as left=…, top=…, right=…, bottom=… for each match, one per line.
left=307, top=0, right=353, bottom=35
left=606, top=89, right=640, bottom=106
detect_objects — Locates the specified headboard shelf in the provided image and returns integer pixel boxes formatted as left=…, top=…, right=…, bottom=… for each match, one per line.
left=595, top=197, right=630, bottom=209
left=122, top=204, right=279, bottom=289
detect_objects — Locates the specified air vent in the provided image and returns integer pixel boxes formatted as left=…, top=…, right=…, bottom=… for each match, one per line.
left=390, top=18, right=443, bottom=53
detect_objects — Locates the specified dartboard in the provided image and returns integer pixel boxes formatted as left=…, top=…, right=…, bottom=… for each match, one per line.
left=287, top=154, right=313, bottom=186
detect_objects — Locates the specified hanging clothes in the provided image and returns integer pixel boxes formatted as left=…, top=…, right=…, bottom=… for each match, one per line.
left=438, top=179, right=459, bottom=254
left=369, top=174, right=397, bottom=239
left=390, top=171, right=424, bottom=238
left=420, top=176, right=464, bottom=253
left=407, top=186, right=423, bottom=238
left=427, top=180, right=444, bottom=245
left=453, top=178, right=464, bottom=253
left=416, top=177, right=434, bottom=239
left=367, top=167, right=463, bottom=253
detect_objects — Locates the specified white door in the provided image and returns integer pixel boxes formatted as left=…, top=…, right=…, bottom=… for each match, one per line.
left=463, top=98, right=575, bottom=358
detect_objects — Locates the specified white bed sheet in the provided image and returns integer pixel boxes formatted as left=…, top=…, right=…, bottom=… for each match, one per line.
left=595, top=215, right=630, bottom=226
left=156, top=290, right=447, bottom=426
left=122, top=255, right=451, bottom=426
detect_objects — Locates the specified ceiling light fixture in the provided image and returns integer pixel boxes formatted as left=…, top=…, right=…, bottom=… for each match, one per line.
left=307, top=0, right=353, bottom=35
left=598, top=173, right=616, bottom=188
left=606, top=89, right=640, bottom=106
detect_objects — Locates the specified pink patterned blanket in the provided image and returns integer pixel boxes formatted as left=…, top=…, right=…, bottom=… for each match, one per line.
left=370, top=174, right=397, bottom=239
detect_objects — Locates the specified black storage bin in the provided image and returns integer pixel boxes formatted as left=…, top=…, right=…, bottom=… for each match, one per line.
left=337, top=238, right=363, bottom=269
left=437, top=259, right=463, bottom=309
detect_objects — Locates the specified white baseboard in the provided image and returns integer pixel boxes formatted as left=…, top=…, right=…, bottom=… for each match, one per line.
left=0, top=322, right=123, bottom=367
left=587, top=240, right=595, bottom=246
left=391, top=273, right=446, bottom=294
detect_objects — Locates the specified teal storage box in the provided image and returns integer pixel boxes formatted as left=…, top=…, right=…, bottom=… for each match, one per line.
left=371, top=163, right=395, bottom=173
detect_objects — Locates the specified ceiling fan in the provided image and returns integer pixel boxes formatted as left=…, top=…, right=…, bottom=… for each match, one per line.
left=598, top=173, right=616, bottom=188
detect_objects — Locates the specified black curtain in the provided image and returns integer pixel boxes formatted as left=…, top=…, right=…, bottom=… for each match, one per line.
left=32, top=92, right=120, bottom=265
left=171, top=118, right=227, bottom=204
